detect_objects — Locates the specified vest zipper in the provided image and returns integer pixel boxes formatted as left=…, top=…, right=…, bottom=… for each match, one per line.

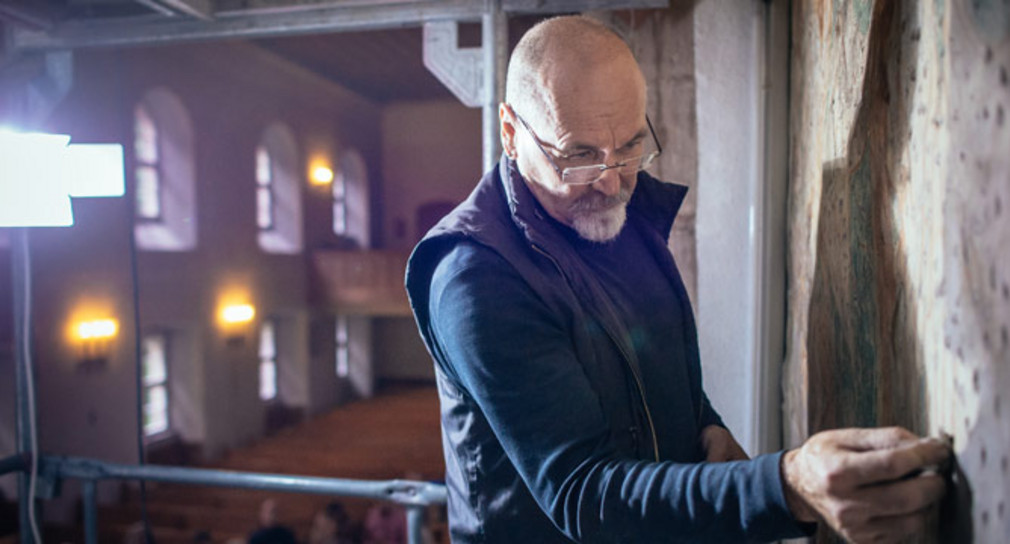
left=530, top=242, right=660, bottom=462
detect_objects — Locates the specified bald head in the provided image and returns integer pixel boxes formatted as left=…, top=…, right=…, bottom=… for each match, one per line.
left=505, top=16, right=643, bottom=125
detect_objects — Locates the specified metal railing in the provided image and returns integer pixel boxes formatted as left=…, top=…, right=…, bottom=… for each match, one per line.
left=0, top=453, right=447, bottom=544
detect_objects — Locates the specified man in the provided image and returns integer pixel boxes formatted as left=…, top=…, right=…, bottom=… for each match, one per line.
left=406, top=15, right=949, bottom=543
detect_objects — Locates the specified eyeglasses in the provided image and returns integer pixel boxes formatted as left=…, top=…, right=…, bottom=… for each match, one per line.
left=511, top=108, right=663, bottom=186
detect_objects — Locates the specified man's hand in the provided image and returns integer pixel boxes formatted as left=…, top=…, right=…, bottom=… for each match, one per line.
left=781, top=427, right=951, bottom=543
left=700, top=425, right=749, bottom=462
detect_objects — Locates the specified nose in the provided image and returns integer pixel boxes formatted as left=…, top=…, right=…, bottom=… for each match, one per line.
left=591, top=167, right=623, bottom=197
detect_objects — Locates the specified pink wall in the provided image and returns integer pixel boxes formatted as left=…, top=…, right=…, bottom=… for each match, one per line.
left=373, top=100, right=481, bottom=381
left=379, top=100, right=482, bottom=250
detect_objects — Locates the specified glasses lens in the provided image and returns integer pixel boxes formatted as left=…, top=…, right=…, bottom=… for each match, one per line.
left=638, top=151, right=659, bottom=171
left=561, top=154, right=655, bottom=185
left=562, top=167, right=602, bottom=185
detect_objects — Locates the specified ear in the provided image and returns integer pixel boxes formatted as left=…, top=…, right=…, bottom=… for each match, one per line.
left=499, top=103, right=518, bottom=159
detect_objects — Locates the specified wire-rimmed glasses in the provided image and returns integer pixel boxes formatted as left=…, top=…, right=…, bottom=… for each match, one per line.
left=512, top=108, right=663, bottom=186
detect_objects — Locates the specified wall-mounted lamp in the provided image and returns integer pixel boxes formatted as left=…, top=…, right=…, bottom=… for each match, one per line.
left=310, top=165, right=334, bottom=186
left=220, top=304, right=255, bottom=325
left=77, top=318, right=118, bottom=340
left=74, top=318, right=118, bottom=372
left=219, top=303, right=255, bottom=347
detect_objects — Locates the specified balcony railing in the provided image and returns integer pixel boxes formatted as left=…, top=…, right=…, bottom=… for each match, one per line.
left=0, top=453, right=447, bottom=544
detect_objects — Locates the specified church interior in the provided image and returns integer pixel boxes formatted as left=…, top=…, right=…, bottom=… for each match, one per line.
left=1, top=1, right=1008, bottom=542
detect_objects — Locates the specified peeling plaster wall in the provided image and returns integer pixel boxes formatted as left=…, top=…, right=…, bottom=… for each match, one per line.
left=785, top=0, right=1009, bottom=540
left=599, top=5, right=700, bottom=303
left=599, top=3, right=783, bottom=455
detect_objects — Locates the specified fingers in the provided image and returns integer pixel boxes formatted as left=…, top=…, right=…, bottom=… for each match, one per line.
left=829, top=427, right=918, bottom=452
left=844, top=438, right=951, bottom=484
left=842, top=507, right=934, bottom=544
left=787, top=428, right=953, bottom=538
left=849, top=473, right=946, bottom=518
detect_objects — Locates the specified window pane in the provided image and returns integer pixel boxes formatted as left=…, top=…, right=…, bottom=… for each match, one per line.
left=142, top=334, right=167, bottom=387
left=332, top=172, right=346, bottom=199
left=136, top=166, right=161, bottom=219
left=144, top=384, right=169, bottom=436
left=336, top=347, right=349, bottom=377
left=336, top=316, right=348, bottom=344
left=257, top=187, right=273, bottom=229
left=135, top=106, right=158, bottom=164
left=333, top=201, right=346, bottom=235
left=256, top=146, right=272, bottom=186
left=259, top=321, right=276, bottom=359
left=260, top=360, right=277, bottom=401
left=336, top=317, right=349, bottom=377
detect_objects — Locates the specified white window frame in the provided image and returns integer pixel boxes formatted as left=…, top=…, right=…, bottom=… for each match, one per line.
left=335, top=316, right=349, bottom=378
left=259, top=320, right=279, bottom=402
left=141, top=332, right=171, bottom=439
left=256, top=123, right=302, bottom=254
left=256, top=145, right=276, bottom=231
left=335, top=149, right=371, bottom=247
left=332, top=170, right=347, bottom=236
left=133, top=88, right=198, bottom=251
left=134, top=104, right=163, bottom=222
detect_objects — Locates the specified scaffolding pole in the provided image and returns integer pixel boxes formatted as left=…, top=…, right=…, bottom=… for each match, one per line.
left=481, top=0, right=507, bottom=172
left=12, top=228, right=37, bottom=544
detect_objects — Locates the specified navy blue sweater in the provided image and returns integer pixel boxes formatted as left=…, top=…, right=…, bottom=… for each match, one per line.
left=407, top=158, right=808, bottom=543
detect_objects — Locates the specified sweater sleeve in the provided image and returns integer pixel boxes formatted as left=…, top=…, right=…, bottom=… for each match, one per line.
left=428, top=242, right=808, bottom=543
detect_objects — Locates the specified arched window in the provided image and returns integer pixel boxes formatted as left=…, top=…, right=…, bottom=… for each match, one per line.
left=133, top=88, right=197, bottom=251
left=335, top=149, right=370, bottom=247
left=257, top=123, right=302, bottom=254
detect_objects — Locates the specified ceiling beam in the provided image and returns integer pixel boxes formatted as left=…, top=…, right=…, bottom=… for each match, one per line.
left=11, top=0, right=667, bottom=51
left=135, top=0, right=214, bottom=20
left=0, top=2, right=57, bottom=31
left=505, top=0, right=667, bottom=14
left=211, top=0, right=667, bottom=14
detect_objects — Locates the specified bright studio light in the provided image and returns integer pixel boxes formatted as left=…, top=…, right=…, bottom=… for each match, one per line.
left=311, top=165, right=334, bottom=185
left=0, top=129, right=124, bottom=227
left=220, top=304, right=256, bottom=324
left=77, top=319, right=118, bottom=340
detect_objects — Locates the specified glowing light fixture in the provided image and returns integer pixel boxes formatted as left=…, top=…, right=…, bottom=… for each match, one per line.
left=77, top=319, right=119, bottom=340
left=72, top=316, right=120, bottom=369
left=310, top=165, right=334, bottom=185
left=221, top=304, right=256, bottom=324
left=0, top=129, right=124, bottom=227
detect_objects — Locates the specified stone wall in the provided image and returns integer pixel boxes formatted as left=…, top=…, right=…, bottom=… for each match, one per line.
left=785, top=0, right=1009, bottom=540
left=601, top=5, right=700, bottom=303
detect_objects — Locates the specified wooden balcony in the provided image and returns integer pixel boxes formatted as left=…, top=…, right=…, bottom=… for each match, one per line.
left=311, top=249, right=412, bottom=316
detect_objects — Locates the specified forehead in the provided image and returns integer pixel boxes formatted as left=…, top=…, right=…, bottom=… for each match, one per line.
left=537, top=56, right=647, bottom=147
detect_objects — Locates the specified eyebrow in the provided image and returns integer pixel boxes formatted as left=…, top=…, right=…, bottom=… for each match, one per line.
left=555, top=128, right=649, bottom=156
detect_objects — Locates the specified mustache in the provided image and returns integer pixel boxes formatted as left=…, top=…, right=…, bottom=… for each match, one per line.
left=569, top=186, right=633, bottom=213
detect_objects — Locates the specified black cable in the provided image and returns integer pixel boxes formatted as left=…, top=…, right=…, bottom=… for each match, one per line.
left=128, top=181, right=156, bottom=544
left=120, top=54, right=156, bottom=543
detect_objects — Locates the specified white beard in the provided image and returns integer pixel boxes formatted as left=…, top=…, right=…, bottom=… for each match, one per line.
left=571, top=203, right=628, bottom=242
left=567, top=184, right=632, bottom=242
